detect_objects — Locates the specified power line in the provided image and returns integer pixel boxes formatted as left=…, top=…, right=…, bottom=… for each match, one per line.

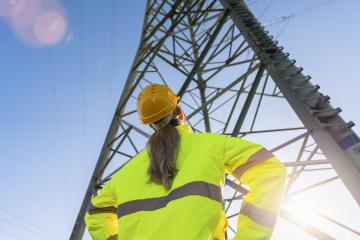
left=296, top=0, right=337, bottom=16
left=0, top=229, right=23, bottom=240
left=0, top=217, right=50, bottom=240
left=39, top=0, right=71, bottom=226
left=0, top=207, right=64, bottom=240
left=262, top=13, right=295, bottom=27
left=259, top=0, right=276, bottom=19
left=262, top=0, right=338, bottom=38
left=78, top=0, right=88, bottom=187
left=108, top=0, right=118, bottom=115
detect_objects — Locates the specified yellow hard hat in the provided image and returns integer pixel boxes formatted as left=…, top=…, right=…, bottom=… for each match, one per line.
left=137, top=84, right=179, bottom=124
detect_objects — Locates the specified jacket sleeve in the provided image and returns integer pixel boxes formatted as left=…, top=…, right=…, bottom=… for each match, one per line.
left=223, top=136, right=286, bottom=240
left=84, top=178, right=118, bottom=240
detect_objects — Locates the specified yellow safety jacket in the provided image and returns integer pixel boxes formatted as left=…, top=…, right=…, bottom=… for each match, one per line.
left=85, top=124, right=286, bottom=240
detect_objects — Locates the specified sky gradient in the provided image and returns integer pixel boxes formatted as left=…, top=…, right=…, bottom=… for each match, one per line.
left=0, top=0, right=359, bottom=239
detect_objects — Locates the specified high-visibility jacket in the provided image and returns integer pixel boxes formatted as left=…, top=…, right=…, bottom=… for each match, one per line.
left=85, top=124, right=286, bottom=240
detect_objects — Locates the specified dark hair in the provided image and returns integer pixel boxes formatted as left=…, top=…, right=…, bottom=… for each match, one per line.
left=147, top=109, right=181, bottom=190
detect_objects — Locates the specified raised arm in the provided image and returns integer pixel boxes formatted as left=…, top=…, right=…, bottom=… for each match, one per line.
left=84, top=178, right=118, bottom=240
left=224, top=136, right=286, bottom=240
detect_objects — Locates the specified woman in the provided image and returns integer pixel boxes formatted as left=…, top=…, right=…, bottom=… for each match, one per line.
left=85, top=84, right=286, bottom=240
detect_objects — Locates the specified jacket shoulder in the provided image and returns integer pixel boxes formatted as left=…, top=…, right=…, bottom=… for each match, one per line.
left=189, top=132, right=228, bottom=142
left=110, top=149, right=148, bottom=180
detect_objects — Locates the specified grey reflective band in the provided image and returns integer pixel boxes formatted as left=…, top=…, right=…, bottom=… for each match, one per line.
left=248, top=148, right=274, bottom=163
left=87, top=203, right=117, bottom=215
left=152, top=114, right=173, bottom=130
left=107, top=235, right=118, bottom=240
left=117, top=181, right=222, bottom=218
left=240, top=201, right=277, bottom=228
left=233, top=148, right=274, bottom=179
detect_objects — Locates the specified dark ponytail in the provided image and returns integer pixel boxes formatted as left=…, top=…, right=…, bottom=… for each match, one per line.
left=147, top=116, right=181, bottom=190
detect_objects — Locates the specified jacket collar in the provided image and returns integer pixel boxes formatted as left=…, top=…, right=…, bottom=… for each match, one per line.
left=175, top=124, right=192, bottom=135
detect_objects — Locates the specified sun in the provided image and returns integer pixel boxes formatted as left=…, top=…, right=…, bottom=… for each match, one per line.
left=282, top=199, right=320, bottom=226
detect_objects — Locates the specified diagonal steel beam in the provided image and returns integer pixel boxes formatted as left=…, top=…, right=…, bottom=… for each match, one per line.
left=178, top=9, right=230, bottom=97
left=186, top=63, right=261, bottom=119
left=231, top=64, right=265, bottom=136
left=187, top=12, right=212, bottom=132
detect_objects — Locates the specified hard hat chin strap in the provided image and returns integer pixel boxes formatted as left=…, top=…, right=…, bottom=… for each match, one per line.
left=151, top=114, right=173, bottom=130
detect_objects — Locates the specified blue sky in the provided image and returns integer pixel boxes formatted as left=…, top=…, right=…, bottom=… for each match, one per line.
left=0, top=0, right=359, bottom=239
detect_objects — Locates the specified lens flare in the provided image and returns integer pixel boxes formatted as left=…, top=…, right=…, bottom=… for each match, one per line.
left=33, top=11, right=66, bottom=45
left=0, top=0, right=67, bottom=47
left=0, top=0, right=12, bottom=18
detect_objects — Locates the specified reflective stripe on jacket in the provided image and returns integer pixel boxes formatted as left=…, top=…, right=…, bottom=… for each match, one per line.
left=84, top=124, right=286, bottom=240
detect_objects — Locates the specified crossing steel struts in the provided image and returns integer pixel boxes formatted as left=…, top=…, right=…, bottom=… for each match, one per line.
left=70, top=1, right=360, bottom=239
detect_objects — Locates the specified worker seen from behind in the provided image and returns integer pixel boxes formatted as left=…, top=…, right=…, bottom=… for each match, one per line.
left=85, top=84, right=286, bottom=240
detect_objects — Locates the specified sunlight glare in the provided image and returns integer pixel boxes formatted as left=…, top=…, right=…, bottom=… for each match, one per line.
left=282, top=200, right=321, bottom=227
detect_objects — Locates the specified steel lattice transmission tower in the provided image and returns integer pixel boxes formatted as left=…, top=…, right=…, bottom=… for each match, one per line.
left=70, top=0, right=360, bottom=239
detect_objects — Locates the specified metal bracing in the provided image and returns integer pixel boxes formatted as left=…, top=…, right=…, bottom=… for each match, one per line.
left=70, top=1, right=360, bottom=239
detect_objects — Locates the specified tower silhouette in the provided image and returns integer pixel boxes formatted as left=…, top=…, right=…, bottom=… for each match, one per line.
left=70, top=1, right=360, bottom=239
